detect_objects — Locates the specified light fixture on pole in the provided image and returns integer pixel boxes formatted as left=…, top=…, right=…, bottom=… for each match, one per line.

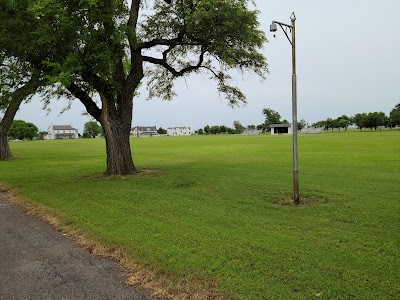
left=270, top=13, right=300, bottom=205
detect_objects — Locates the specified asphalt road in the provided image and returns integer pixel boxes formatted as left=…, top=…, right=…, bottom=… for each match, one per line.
left=0, top=191, right=153, bottom=300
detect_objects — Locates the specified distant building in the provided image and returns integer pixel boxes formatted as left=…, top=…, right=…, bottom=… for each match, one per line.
left=167, top=126, right=193, bottom=136
left=241, top=129, right=263, bottom=135
left=299, top=126, right=324, bottom=134
left=270, top=124, right=293, bottom=135
left=130, top=126, right=158, bottom=137
left=44, top=125, right=79, bottom=140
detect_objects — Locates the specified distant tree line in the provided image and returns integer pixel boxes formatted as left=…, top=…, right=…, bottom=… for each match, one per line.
left=6, top=104, right=400, bottom=142
left=313, top=104, right=400, bottom=131
left=200, top=125, right=236, bottom=135
left=197, top=108, right=307, bottom=134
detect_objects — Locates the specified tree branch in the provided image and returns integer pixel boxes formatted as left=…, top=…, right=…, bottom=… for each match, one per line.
left=138, top=37, right=181, bottom=50
left=67, top=83, right=102, bottom=122
left=143, top=50, right=206, bottom=77
left=127, top=0, right=140, bottom=29
left=137, top=27, right=188, bottom=50
left=0, top=69, right=42, bottom=133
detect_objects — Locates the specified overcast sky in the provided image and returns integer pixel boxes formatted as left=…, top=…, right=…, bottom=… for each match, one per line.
left=11, top=0, right=400, bottom=132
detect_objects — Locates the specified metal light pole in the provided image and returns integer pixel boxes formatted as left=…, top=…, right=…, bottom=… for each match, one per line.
left=270, top=13, right=299, bottom=205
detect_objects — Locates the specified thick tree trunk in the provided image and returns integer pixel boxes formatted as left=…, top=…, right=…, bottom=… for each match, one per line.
left=68, top=43, right=143, bottom=175
left=0, top=70, right=41, bottom=160
left=98, top=51, right=143, bottom=175
left=0, top=96, right=24, bottom=161
left=0, top=94, right=25, bottom=160
left=101, top=116, right=136, bottom=175
left=0, top=132, right=13, bottom=160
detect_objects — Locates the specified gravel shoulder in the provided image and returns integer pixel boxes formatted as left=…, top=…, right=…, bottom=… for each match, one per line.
left=0, top=191, right=153, bottom=300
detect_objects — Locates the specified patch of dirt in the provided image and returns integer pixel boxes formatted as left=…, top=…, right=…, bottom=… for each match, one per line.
left=0, top=186, right=9, bottom=193
left=274, top=194, right=327, bottom=207
left=80, top=169, right=161, bottom=180
left=137, top=169, right=161, bottom=175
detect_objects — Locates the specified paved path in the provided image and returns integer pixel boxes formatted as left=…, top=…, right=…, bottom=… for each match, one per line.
left=0, top=191, right=153, bottom=300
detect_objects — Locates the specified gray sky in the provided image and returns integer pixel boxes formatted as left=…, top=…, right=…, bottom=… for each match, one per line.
left=12, top=0, right=400, bottom=132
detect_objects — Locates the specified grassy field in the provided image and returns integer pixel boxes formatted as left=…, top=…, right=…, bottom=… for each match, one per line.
left=1, top=131, right=399, bottom=299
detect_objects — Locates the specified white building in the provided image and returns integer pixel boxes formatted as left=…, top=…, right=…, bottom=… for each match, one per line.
left=167, top=126, right=193, bottom=136
left=130, top=126, right=158, bottom=137
left=270, top=124, right=293, bottom=135
left=44, top=125, right=79, bottom=140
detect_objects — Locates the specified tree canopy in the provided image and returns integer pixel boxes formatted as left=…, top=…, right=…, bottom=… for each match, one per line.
left=0, top=0, right=268, bottom=174
left=83, top=121, right=102, bottom=138
left=262, top=108, right=285, bottom=131
left=8, top=120, right=38, bottom=140
left=389, top=103, right=400, bottom=127
left=0, top=58, right=44, bottom=159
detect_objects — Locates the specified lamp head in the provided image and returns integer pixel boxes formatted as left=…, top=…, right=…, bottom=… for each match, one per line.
left=270, top=22, right=277, bottom=32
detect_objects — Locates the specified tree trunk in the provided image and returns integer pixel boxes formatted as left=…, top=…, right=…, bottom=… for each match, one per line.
left=67, top=47, right=143, bottom=175
left=101, top=115, right=136, bottom=175
left=0, top=97, right=24, bottom=160
left=0, top=132, right=13, bottom=160
left=98, top=51, right=143, bottom=176
left=0, top=90, right=26, bottom=160
left=0, top=70, right=41, bottom=160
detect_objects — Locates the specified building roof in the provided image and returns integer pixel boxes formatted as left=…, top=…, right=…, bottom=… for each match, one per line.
left=270, top=124, right=292, bottom=128
left=133, top=126, right=157, bottom=131
left=52, top=125, right=77, bottom=130
left=167, top=126, right=191, bottom=129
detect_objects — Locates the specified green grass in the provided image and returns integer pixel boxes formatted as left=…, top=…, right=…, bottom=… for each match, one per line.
left=1, top=131, right=400, bottom=299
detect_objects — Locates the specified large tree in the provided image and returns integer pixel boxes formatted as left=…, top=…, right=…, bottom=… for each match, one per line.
left=8, top=120, right=39, bottom=140
left=0, top=56, right=44, bottom=160
left=262, top=108, right=283, bottom=131
left=0, top=0, right=50, bottom=160
left=1, top=0, right=267, bottom=174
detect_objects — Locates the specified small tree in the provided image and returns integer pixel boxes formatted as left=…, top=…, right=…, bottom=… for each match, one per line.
left=312, top=120, right=327, bottom=129
left=297, top=119, right=306, bottom=131
left=325, top=118, right=333, bottom=131
left=37, top=131, right=48, bottom=140
left=157, top=127, right=167, bottom=135
left=336, top=115, right=351, bottom=131
left=256, top=123, right=266, bottom=130
left=233, top=120, right=245, bottom=133
left=83, top=121, right=102, bottom=138
left=353, top=113, right=367, bottom=130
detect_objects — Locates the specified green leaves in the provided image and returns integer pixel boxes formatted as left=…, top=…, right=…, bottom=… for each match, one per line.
left=2, top=0, right=268, bottom=118
left=83, top=120, right=102, bottom=138
left=262, top=108, right=283, bottom=131
left=142, top=0, right=267, bottom=105
left=8, top=119, right=39, bottom=140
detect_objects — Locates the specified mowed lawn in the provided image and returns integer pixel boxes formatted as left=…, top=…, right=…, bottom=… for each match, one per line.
left=1, top=131, right=399, bottom=299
